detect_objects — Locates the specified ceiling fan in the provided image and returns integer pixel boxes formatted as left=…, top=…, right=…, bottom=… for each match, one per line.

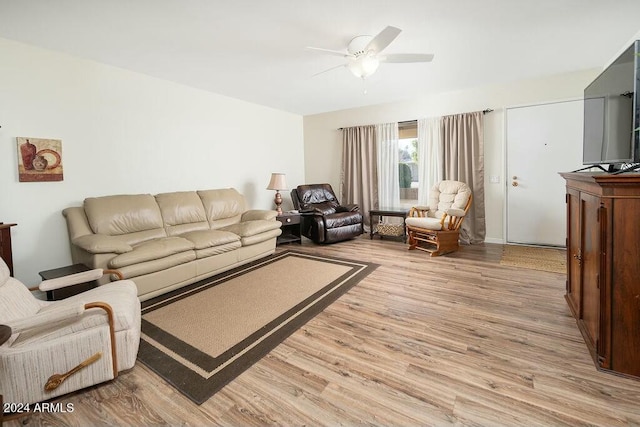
left=307, top=26, right=434, bottom=79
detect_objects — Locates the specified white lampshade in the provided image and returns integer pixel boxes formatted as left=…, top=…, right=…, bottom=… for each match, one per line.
left=266, top=173, right=287, bottom=191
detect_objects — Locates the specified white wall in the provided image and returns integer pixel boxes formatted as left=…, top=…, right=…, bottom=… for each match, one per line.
left=303, top=69, right=600, bottom=243
left=0, top=38, right=304, bottom=285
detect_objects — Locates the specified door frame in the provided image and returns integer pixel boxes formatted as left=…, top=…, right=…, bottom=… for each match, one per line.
left=502, top=97, right=583, bottom=247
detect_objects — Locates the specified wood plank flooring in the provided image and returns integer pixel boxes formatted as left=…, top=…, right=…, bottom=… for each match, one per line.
left=5, top=237, right=640, bottom=426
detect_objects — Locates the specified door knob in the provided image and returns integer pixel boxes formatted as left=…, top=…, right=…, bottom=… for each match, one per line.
left=512, top=181, right=518, bottom=187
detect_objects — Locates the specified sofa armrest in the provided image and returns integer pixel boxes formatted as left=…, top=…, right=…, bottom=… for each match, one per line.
left=241, top=210, right=278, bottom=221
left=72, top=234, right=133, bottom=255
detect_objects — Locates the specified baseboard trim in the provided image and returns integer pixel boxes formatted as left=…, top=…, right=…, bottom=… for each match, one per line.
left=483, top=237, right=505, bottom=244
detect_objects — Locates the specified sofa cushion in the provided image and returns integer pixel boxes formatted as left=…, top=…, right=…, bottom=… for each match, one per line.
left=198, top=189, right=245, bottom=228
left=84, top=194, right=164, bottom=236
left=180, top=229, right=240, bottom=250
left=236, top=228, right=282, bottom=246
left=72, top=234, right=133, bottom=254
left=195, top=241, right=242, bottom=258
left=114, top=252, right=197, bottom=279
left=155, top=191, right=209, bottom=236
left=219, top=219, right=282, bottom=238
left=109, top=236, right=195, bottom=268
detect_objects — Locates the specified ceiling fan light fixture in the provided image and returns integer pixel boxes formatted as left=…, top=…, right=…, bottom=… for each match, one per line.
left=348, top=53, right=380, bottom=79
left=308, top=26, right=433, bottom=80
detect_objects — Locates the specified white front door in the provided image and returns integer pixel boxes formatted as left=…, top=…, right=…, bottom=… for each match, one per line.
left=506, top=100, right=584, bottom=246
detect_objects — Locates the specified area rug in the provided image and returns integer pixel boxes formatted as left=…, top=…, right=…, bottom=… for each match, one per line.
left=499, top=244, right=566, bottom=273
left=137, top=250, right=377, bottom=404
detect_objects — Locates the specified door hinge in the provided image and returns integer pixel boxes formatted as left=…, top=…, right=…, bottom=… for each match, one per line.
left=596, top=273, right=599, bottom=289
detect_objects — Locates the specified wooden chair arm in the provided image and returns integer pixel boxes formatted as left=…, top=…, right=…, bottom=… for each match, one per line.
left=104, top=269, right=124, bottom=280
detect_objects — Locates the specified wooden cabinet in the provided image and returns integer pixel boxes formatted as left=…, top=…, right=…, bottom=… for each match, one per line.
left=561, top=172, right=640, bottom=379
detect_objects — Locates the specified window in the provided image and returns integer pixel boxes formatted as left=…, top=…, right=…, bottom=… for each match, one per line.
left=398, top=121, right=418, bottom=206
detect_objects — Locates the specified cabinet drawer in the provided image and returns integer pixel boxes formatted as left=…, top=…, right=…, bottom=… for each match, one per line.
left=278, top=215, right=300, bottom=225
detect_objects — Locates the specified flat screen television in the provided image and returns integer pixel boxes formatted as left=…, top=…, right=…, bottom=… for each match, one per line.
left=583, top=40, right=640, bottom=167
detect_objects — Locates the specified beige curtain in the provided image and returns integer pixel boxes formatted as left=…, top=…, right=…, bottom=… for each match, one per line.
left=441, top=112, right=486, bottom=244
left=341, top=125, right=378, bottom=230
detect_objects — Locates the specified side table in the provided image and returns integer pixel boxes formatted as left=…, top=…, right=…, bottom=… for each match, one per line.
left=0, top=222, right=17, bottom=276
left=39, top=264, right=98, bottom=301
left=276, top=212, right=301, bottom=245
left=369, top=208, right=410, bottom=243
left=0, top=324, right=11, bottom=346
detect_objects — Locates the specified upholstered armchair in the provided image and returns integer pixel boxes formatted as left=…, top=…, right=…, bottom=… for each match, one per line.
left=291, top=184, right=363, bottom=244
left=405, top=180, right=473, bottom=256
left=0, top=258, right=141, bottom=407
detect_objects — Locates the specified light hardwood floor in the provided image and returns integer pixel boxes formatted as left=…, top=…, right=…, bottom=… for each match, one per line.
left=5, top=237, right=640, bottom=426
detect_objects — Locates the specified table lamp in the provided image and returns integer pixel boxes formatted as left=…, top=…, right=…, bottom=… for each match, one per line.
left=266, top=173, right=287, bottom=215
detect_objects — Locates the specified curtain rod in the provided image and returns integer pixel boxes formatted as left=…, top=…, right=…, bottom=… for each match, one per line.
left=337, top=108, right=494, bottom=130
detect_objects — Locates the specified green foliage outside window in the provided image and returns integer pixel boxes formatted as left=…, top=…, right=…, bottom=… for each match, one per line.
left=399, top=163, right=412, bottom=188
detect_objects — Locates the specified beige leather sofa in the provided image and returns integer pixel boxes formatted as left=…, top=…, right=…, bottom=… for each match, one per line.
left=62, top=188, right=282, bottom=301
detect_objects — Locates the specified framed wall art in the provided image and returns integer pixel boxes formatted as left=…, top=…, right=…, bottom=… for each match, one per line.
left=17, top=137, right=64, bottom=182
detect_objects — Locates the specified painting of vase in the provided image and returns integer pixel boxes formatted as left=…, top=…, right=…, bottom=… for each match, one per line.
left=17, top=137, right=64, bottom=182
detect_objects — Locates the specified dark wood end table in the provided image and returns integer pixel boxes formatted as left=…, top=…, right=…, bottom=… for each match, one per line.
left=0, top=324, right=11, bottom=346
left=276, top=213, right=302, bottom=245
left=369, top=208, right=410, bottom=243
left=39, top=264, right=98, bottom=300
left=0, top=223, right=18, bottom=276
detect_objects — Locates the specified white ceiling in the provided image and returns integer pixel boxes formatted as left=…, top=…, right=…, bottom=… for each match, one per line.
left=1, top=0, right=640, bottom=116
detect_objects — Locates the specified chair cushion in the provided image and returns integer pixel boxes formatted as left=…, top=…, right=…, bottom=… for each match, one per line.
left=310, top=201, right=337, bottom=215
left=0, top=277, right=45, bottom=323
left=324, top=212, right=363, bottom=229
left=429, top=181, right=472, bottom=218
left=405, top=216, right=443, bottom=231
left=295, top=184, right=340, bottom=212
left=14, top=281, right=140, bottom=347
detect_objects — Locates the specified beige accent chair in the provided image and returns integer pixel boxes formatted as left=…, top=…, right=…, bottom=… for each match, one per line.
left=405, top=180, right=473, bottom=256
left=0, top=258, right=141, bottom=407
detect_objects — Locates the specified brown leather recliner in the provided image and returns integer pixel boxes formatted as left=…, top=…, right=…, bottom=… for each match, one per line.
left=291, top=184, right=363, bottom=244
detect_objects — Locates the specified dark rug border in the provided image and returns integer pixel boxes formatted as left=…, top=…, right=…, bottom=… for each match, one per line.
left=137, top=250, right=378, bottom=404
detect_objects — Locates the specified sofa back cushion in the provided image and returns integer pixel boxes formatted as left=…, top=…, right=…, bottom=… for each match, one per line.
left=84, top=194, right=164, bottom=236
left=155, top=191, right=209, bottom=236
left=197, top=188, right=246, bottom=229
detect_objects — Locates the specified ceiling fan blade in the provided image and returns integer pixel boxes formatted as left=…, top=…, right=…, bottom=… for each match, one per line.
left=311, top=63, right=346, bottom=77
left=306, top=46, right=350, bottom=57
left=365, top=26, right=402, bottom=53
left=379, top=53, right=434, bottom=63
